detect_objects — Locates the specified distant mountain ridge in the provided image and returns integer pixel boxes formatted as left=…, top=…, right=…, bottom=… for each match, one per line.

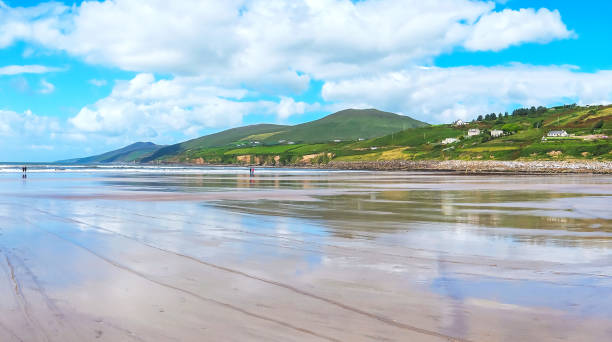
left=63, top=108, right=428, bottom=164
left=142, top=124, right=289, bottom=163
left=58, top=142, right=164, bottom=164
left=261, top=108, right=427, bottom=144
left=56, top=104, right=612, bottom=165
left=141, top=108, right=426, bottom=162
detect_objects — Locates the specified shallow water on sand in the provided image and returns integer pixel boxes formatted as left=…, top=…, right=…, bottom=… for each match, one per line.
left=0, top=168, right=611, bottom=341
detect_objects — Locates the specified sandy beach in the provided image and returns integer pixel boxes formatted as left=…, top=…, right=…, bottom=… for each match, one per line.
left=0, top=168, right=611, bottom=341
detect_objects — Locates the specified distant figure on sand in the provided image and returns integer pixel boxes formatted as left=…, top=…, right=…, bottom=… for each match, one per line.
left=249, top=167, right=254, bottom=177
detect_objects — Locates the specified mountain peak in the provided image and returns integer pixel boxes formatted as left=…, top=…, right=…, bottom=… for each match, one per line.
left=57, top=141, right=164, bottom=164
left=67, top=108, right=430, bottom=163
left=126, top=142, right=158, bottom=148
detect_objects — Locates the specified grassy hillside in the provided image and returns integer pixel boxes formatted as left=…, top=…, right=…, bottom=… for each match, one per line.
left=160, top=104, right=610, bottom=165
left=141, top=124, right=288, bottom=162
left=70, top=105, right=611, bottom=166
left=142, top=108, right=426, bottom=163
left=337, top=104, right=612, bottom=162
left=58, top=142, right=163, bottom=164
left=261, top=109, right=428, bottom=144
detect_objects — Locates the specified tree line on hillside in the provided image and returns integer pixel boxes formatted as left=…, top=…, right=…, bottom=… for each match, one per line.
left=474, top=105, right=551, bottom=122
left=476, top=112, right=509, bottom=121
left=511, top=106, right=548, bottom=116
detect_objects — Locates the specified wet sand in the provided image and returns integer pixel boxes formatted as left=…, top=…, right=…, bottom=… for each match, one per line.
left=0, top=169, right=611, bottom=341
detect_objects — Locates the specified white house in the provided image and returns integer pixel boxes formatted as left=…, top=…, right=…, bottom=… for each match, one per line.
left=491, top=129, right=504, bottom=137
left=441, top=137, right=459, bottom=145
left=453, top=119, right=466, bottom=127
left=547, top=130, right=569, bottom=137
left=467, top=128, right=481, bottom=137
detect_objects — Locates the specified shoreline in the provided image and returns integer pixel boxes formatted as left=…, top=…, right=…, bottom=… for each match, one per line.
left=324, top=160, right=612, bottom=174
left=11, top=160, right=612, bottom=175
left=177, top=160, right=612, bottom=174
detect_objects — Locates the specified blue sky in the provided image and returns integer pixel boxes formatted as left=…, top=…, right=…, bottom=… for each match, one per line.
left=0, top=0, right=611, bottom=161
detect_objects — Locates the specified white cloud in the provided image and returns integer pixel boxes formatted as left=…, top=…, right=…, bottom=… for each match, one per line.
left=0, top=0, right=594, bottom=147
left=2, top=1, right=574, bottom=86
left=0, top=64, right=63, bottom=75
left=322, top=65, right=612, bottom=123
left=0, top=1, right=67, bottom=48
left=276, top=96, right=314, bottom=120
left=465, top=8, right=574, bottom=51
left=0, top=108, right=81, bottom=161
left=69, top=73, right=312, bottom=140
left=39, top=78, right=55, bottom=94
left=0, top=109, right=60, bottom=137
left=88, top=79, right=107, bottom=87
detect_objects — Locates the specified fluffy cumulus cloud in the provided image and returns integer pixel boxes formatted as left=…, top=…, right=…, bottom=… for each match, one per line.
left=277, top=97, right=308, bottom=120
left=69, top=74, right=312, bottom=140
left=322, top=65, right=612, bottom=123
left=0, top=1, right=67, bottom=48
left=0, top=0, right=598, bottom=145
left=0, top=109, right=76, bottom=160
left=465, top=8, right=574, bottom=51
left=3, top=0, right=573, bottom=82
left=0, top=109, right=60, bottom=137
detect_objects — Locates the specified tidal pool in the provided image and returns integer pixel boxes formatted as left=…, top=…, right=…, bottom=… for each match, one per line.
left=0, top=167, right=610, bottom=341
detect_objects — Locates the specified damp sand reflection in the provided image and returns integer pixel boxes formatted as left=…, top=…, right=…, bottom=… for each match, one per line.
left=0, top=169, right=610, bottom=341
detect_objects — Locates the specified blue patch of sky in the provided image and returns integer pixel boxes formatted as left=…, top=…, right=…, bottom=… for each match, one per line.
left=2, top=0, right=609, bottom=152
left=435, top=0, right=612, bottom=72
left=3, top=0, right=90, bottom=6
left=0, top=41, right=135, bottom=118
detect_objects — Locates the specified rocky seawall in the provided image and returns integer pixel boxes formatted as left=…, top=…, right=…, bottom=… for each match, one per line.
left=326, top=160, right=612, bottom=174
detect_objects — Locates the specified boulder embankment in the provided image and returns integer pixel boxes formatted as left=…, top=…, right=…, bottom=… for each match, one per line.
left=326, top=160, right=612, bottom=174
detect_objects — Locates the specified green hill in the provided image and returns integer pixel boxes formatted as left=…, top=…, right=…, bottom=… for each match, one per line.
left=141, top=108, right=425, bottom=163
left=65, top=104, right=610, bottom=166
left=159, top=104, right=610, bottom=165
left=58, top=142, right=164, bottom=164
left=337, top=104, right=612, bottom=162
left=261, top=109, right=428, bottom=144
left=141, top=124, right=289, bottom=162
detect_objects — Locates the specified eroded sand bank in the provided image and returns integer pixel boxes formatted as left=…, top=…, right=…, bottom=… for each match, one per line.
left=0, top=170, right=611, bottom=341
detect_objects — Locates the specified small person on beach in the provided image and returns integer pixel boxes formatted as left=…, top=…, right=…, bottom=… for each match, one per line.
left=249, top=167, right=254, bottom=177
